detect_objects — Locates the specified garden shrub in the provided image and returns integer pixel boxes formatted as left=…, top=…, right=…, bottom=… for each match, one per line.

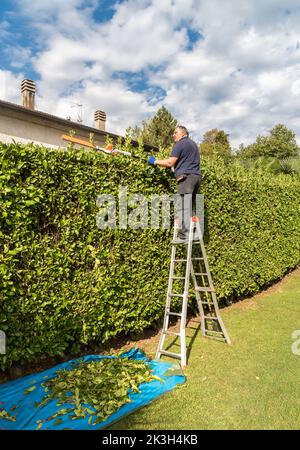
left=0, top=143, right=299, bottom=369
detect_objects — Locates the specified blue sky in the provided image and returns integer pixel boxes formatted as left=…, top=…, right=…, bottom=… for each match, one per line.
left=1, top=0, right=300, bottom=148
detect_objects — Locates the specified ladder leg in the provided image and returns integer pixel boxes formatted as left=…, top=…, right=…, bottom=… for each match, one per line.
left=180, top=292, right=188, bottom=367
left=179, top=219, right=194, bottom=366
left=155, top=224, right=178, bottom=359
left=191, top=261, right=205, bottom=336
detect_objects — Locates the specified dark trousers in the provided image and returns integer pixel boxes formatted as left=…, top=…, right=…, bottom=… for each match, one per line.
left=175, top=174, right=200, bottom=236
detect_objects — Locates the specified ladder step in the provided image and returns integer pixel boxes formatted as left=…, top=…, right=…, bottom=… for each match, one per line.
left=204, top=316, right=218, bottom=320
left=192, top=258, right=205, bottom=260
left=163, top=331, right=181, bottom=337
left=172, top=259, right=187, bottom=262
left=204, top=333, right=226, bottom=340
left=171, top=276, right=186, bottom=280
left=195, top=287, right=215, bottom=292
left=204, top=330, right=225, bottom=335
left=199, top=301, right=214, bottom=305
left=167, top=312, right=182, bottom=317
left=169, top=293, right=184, bottom=297
left=159, top=350, right=182, bottom=359
left=194, top=273, right=208, bottom=276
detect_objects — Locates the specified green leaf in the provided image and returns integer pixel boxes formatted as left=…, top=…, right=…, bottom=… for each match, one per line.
left=23, top=386, right=37, bottom=395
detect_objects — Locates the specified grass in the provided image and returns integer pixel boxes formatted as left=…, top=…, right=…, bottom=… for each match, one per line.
left=108, top=267, right=300, bottom=430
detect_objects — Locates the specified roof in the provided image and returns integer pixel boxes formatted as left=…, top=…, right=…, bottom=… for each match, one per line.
left=0, top=99, right=158, bottom=152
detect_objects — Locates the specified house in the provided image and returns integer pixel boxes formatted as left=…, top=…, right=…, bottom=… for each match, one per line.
left=0, top=79, right=157, bottom=152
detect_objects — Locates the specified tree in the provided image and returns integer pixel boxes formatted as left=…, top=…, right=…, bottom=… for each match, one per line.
left=200, top=128, right=232, bottom=158
left=237, top=124, right=300, bottom=159
left=132, top=106, right=177, bottom=151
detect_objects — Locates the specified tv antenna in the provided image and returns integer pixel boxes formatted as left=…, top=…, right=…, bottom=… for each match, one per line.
left=70, top=102, right=83, bottom=123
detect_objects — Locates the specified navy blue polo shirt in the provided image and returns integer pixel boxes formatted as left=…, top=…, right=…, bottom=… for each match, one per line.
left=170, top=136, right=200, bottom=177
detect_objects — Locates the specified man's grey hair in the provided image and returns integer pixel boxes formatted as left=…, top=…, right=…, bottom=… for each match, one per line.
left=175, top=125, right=189, bottom=137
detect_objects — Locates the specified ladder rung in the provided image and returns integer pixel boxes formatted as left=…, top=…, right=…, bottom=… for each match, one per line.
left=163, top=331, right=181, bottom=337
left=159, top=350, right=182, bottom=359
left=169, top=293, right=184, bottom=297
left=171, top=276, right=185, bottom=280
left=199, top=301, right=214, bottom=305
left=172, top=259, right=187, bottom=262
left=195, top=287, right=215, bottom=292
left=204, top=330, right=225, bottom=335
left=204, top=316, right=218, bottom=320
left=204, top=333, right=226, bottom=340
left=194, top=273, right=208, bottom=276
left=192, top=258, right=205, bottom=260
left=167, top=312, right=182, bottom=317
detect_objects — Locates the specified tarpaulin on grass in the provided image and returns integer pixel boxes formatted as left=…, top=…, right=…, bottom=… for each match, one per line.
left=0, top=348, right=185, bottom=430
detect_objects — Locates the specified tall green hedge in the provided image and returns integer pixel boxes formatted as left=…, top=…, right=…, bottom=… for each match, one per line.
left=1, top=143, right=300, bottom=370
left=202, top=158, right=300, bottom=299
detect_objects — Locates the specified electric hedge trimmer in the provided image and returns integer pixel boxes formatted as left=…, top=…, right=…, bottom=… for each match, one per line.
left=61, top=134, right=144, bottom=160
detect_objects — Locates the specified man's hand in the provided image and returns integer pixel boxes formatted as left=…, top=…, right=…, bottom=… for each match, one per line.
left=148, top=156, right=156, bottom=165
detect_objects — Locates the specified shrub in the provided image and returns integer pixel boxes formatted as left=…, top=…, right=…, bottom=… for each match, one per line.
left=0, top=144, right=299, bottom=369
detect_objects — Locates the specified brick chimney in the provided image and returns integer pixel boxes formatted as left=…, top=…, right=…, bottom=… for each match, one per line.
left=94, top=110, right=106, bottom=131
left=21, top=79, right=36, bottom=110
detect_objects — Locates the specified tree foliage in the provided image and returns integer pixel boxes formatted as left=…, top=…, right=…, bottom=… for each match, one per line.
left=237, top=124, right=300, bottom=160
left=200, top=129, right=232, bottom=159
left=131, top=106, right=177, bottom=151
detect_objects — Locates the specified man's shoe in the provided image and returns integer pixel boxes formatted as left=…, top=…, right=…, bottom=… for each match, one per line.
left=172, top=232, right=200, bottom=244
left=172, top=238, right=189, bottom=244
left=172, top=232, right=189, bottom=244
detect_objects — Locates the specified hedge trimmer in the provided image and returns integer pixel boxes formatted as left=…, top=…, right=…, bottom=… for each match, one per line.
left=61, top=134, right=144, bottom=160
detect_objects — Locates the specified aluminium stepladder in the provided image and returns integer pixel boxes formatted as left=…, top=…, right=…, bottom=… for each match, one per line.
left=155, top=216, right=231, bottom=368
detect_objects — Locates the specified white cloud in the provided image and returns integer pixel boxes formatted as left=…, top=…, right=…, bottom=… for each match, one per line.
left=2, top=0, right=300, bottom=148
left=5, top=46, right=32, bottom=69
left=50, top=78, right=155, bottom=133
left=0, top=20, right=11, bottom=39
left=145, top=1, right=300, bottom=146
left=0, top=70, right=24, bottom=103
left=15, top=0, right=96, bottom=23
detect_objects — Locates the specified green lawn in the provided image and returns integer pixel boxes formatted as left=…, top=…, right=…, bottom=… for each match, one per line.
left=109, top=268, right=300, bottom=430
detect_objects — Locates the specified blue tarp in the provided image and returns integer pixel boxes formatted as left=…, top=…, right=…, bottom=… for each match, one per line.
left=0, top=348, right=185, bottom=430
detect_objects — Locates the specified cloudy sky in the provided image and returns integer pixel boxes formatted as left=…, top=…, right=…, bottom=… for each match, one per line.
left=1, top=0, right=300, bottom=148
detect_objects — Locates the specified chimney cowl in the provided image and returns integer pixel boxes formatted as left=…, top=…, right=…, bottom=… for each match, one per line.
left=94, top=110, right=106, bottom=131
left=21, top=79, right=36, bottom=110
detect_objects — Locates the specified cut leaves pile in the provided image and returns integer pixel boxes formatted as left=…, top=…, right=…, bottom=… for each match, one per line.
left=35, top=357, right=162, bottom=429
left=0, top=348, right=185, bottom=430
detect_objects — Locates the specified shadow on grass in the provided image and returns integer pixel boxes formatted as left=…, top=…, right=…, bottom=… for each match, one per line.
left=164, top=317, right=202, bottom=364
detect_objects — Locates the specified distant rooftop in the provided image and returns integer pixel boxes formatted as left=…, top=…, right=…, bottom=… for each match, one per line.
left=0, top=79, right=158, bottom=152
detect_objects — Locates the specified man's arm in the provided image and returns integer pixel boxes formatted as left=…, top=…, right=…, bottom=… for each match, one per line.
left=150, top=156, right=178, bottom=168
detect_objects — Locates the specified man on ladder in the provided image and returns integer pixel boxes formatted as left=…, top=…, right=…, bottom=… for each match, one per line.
left=148, top=126, right=231, bottom=368
left=148, top=124, right=200, bottom=241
